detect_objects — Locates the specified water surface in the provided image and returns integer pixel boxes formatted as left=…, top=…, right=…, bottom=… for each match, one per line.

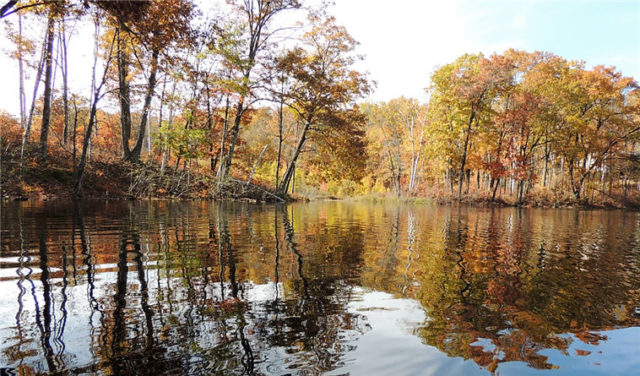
left=0, top=201, right=639, bottom=375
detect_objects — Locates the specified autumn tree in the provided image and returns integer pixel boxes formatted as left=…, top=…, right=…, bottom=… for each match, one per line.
left=559, top=66, right=638, bottom=200
left=274, top=16, right=371, bottom=195
left=74, top=8, right=115, bottom=195
left=96, top=0, right=195, bottom=162
left=429, top=54, right=498, bottom=199
left=362, top=102, right=403, bottom=195
left=362, top=99, right=427, bottom=196
left=215, top=0, right=300, bottom=179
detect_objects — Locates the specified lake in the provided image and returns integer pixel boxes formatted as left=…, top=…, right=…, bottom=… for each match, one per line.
left=0, top=201, right=639, bottom=375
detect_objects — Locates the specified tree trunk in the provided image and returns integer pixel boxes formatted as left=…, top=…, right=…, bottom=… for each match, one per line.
left=160, top=80, right=176, bottom=175
left=278, top=121, right=310, bottom=195
left=72, top=99, right=77, bottom=179
left=247, top=144, right=268, bottom=186
left=542, top=136, right=550, bottom=187
left=216, top=95, right=231, bottom=178
left=75, top=19, right=113, bottom=195
left=117, top=25, right=132, bottom=160
left=388, top=149, right=397, bottom=195
left=491, top=178, right=500, bottom=202
left=39, top=13, right=55, bottom=160
left=203, top=80, right=215, bottom=172
left=275, top=88, right=284, bottom=189
left=517, top=180, right=524, bottom=205
left=222, top=98, right=245, bottom=178
left=75, top=89, right=100, bottom=195
left=568, top=159, right=580, bottom=199
left=146, top=116, right=152, bottom=157
left=60, top=20, right=69, bottom=144
left=18, top=13, right=26, bottom=129
left=458, top=111, right=475, bottom=200
left=20, top=21, right=47, bottom=172
left=465, top=169, right=471, bottom=195
left=129, top=46, right=160, bottom=162
left=447, top=166, right=454, bottom=195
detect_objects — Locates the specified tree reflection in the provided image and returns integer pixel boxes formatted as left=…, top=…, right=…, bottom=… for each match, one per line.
left=2, top=202, right=639, bottom=375
left=35, top=216, right=56, bottom=372
left=7, top=205, right=32, bottom=372
left=411, top=207, right=640, bottom=372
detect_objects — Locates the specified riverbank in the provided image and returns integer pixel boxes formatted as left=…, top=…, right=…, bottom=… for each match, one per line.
left=0, top=148, right=286, bottom=203
left=346, top=190, right=640, bottom=210
left=2, top=149, right=638, bottom=209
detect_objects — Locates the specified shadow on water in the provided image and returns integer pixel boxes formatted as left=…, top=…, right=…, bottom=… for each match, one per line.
left=0, top=201, right=639, bottom=375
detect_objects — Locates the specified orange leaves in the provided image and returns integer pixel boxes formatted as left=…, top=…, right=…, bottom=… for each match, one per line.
left=426, top=48, right=639, bottom=201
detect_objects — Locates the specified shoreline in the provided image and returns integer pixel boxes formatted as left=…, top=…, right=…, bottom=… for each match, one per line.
left=2, top=154, right=638, bottom=209
left=3, top=190, right=638, bottom=211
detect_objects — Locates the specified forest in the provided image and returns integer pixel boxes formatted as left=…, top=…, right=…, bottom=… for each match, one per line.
left=0, top=0, right=639, bottom=207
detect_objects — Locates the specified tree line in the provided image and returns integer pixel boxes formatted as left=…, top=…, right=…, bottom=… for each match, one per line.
left=1, top=1, right=638, bottom=204
left=364, top=50, right=639, bottom=205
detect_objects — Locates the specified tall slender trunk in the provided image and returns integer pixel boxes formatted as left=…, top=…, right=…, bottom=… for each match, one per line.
left=75, top=93, right=99, bottom=194
left=216, top=95, right=230, bottom=178
left=20, top=22, right=47, bottom=172
left=117, top=25, right=132, bottom=160
left=160, top=80, right=176, bottom=175
left=568, top=159, right=579, bottom=199
left=458, top=110, right=475, bottom=200
left=205, top=81, right=216, bottom=172
left=491, top=178, right=500, bottom=202
left=129, top=46, right=160, bottom=162
left=275, top=84, right=284, bottom=189
left=601, top=160, right=607, bottom=194
left=517, top=180, right=525, bottom=205
left=222, top=98, right=245, bottom=178
left=408, top=116, right=417, bottom=192
left=60, top=20, right=69, bottom=144
left=158, top=73, right=166, bottom=129
left=72, top=99, right=77, bottom=180
left=146, top=117, right=152, bottom=157
left=465, top=169, right=471, bottom=195
left=75, top=20, right=113, bottom=195
left=18, top=13, right=26, bottom=128
left=388, top=149, right=397, bottom=195
left=278, top=120, right=311, bottom=195
left=39, top=13, right=55, bottom=160
left=447, top=164, right=454, bottom=195
left=542, top=130, right=550, bottom=187
left=247, top=144, right=268, bottom=185
left=409, top=125, right=423, bottom=193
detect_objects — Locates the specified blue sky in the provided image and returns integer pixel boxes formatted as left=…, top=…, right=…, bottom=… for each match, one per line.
left=331, top=0, right=640, bottom=101
left=0, top=0, right=638, bottom=114
left=473, top=0, right=639, bottom=72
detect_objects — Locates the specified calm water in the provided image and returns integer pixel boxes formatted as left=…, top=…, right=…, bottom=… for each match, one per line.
left=0, top=201, right=639, bottom=375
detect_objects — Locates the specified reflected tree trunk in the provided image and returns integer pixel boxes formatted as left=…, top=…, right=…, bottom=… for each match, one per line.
left=112, top=230, right=130, bottom=366
left=36, top=216, right=56, bottom=372
left=132, top=230, right=155, bottom=353
left=281, top=206, right=309, bottom=299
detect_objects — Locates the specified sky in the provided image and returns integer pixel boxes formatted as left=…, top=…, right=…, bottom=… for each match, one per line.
left=329, top=0, right=640, bottom=102
left=0, top=0, right=638, bottom=115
